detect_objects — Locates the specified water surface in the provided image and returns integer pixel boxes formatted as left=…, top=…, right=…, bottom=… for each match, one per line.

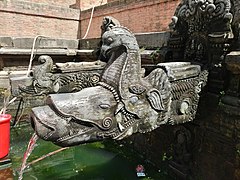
left=2, top=123, right=171, bottom=180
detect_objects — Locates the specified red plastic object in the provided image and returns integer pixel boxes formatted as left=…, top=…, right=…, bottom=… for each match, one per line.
left=0, top=114, right=11, bottom=159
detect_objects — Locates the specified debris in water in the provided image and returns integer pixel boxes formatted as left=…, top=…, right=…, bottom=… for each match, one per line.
left=136, top=164, right=146, bottom=177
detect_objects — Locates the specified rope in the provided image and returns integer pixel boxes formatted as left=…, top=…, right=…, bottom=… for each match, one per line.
left=82, top=6, right=95, bottom=39
left=26, top=35, right=48, bottom=77
left=26, top=1, right=104, bottom=75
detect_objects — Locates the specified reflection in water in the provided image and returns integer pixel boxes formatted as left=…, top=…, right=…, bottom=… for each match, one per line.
left=4, top=124, right=171, bottom=180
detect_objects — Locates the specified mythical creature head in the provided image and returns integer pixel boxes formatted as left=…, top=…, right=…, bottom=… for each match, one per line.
left=101, top=26, right=139, bottom=59
left=31, top=23, right=207, bottom=147
left=30, top=25, right=172, bottom=146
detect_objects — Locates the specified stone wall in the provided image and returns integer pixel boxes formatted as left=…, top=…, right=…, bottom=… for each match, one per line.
left=0, top=0, right=80, bottom=39
left=80, top=0, right=180, bottom=39
left=127, top=92, right=239, bottom=180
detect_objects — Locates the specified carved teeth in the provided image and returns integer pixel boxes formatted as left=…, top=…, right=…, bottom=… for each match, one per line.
left=118, top=123, right=125, bottom=132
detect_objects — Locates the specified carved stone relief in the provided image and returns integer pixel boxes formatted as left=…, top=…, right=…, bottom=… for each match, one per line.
left=166, top=0, right=240, bottom=97
left=11, top=16, right=121, bottom=97
left=169, top=126, right=193, bottom=179
left=13, top=56, right=104, bottom=96
left=30, top=24, right=208, bottom=147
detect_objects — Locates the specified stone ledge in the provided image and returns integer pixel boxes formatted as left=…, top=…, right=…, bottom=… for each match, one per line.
left=79, top=31, right=169, bottom=49
left=0, top=48, right=155, bottom=60
left=225, top=51, right=240, bottom=74
left=0, top=36, right=79, bottom=49
left=0, top=48, right=78, bottom=56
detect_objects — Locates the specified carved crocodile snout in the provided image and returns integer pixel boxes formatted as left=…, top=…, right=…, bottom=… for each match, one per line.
left=30, top=105, right=99, bottom=147
left=30, top=86, right=119, bottom=146
left=30, top=105, right=78, bottom=143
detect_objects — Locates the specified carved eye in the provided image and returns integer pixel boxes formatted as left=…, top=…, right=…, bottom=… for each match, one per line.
left=99, top=104, right=110, bottom=109
left=130, top=96, right=139, bottom=104
left=106, top=37, right=113, bottom=45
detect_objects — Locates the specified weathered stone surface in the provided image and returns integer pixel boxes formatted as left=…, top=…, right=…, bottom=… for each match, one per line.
left=225, top=51, right=240, bottom=74
left=135, top=32, right=170, bottom=49
left=12, top=37, right=79, bottom=49
left=30, top=22, right=207, bottom=148
left=79, top=32, right=170, bottom=50
left=0, top=37, right=13, bottom=47
left=10, top=76, right=33, bottom=97
left=10, top=55, right=103, bottom=96
left=0, top=70, right=27, bottom=89
left=0, top=48, right=78, bottom=56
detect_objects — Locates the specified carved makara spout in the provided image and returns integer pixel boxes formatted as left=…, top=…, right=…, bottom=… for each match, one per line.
left=31, top=25, right=208, bottom=147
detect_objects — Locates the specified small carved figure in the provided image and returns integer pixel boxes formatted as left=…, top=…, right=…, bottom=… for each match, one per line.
left=18, top=55, right=102, bottom=95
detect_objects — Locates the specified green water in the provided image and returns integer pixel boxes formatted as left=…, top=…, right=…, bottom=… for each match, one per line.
left=3, top=123, right=171, bottom=180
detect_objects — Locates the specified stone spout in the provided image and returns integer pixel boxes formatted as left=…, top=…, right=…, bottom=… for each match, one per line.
left=30, top=25, right=208, bottom=147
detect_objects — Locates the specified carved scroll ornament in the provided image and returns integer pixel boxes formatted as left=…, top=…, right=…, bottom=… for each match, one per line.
left=168, top=0, right=234, bottom=67
left=30, top=24, right=208, bottom=147
left=13, top=56, right=104, bottom=96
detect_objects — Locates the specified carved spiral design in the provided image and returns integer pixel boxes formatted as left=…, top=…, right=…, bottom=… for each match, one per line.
left=175, top=0, right=232, bottom=25
left=91, top=74, right=100, bottom=84
left=102, top=117, right=113, bottom=129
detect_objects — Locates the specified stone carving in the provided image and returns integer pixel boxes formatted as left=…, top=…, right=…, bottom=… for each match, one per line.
left=11, top=16, right=119, bottom=97
left=31, top=25, right=208, bottom=147
left=95, top=16, right=121, bottom=62
left=231, top=0, right=240, bottom=39
left=16, top=55, right=104, bottom=96
left=167, top=0, right=240, bottom=96
left=220, top=51, right=240, bottom=115
left=168, top=0, right=234, bottom=67
left=169, top=126, right=193, bottom=179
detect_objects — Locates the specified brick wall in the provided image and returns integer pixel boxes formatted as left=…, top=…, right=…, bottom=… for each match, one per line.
left=79, top=0, right=107, bottom=11
left=0, top=0, right=80, bottom=39
left=80, top=0, right=180, bottom=39
left=0, top=0, right=179, bottom=40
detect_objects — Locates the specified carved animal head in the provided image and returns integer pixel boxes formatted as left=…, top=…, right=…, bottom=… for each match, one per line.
left=31, top=67, right=171, bottom=147
left=31, top=26, right=172, bottom=146
left=101, top=26, right=139, bottom=59
left=30, top=25, right=206, bottom=147
left=31, top=86, right=118, bottom=146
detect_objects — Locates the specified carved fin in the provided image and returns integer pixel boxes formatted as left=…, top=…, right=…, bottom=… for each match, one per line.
left=147, top=89, right=164, bottom=111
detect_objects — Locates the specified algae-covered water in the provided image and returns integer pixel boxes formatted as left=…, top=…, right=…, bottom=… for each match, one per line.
left=1, top=123, right=171, bottom=180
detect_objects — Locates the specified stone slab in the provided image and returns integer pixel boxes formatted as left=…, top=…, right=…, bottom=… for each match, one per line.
left=12, top=37, right=79, bottom=49
left=10, top=76, right=33, bottom=96
left=0, top=48, right=78, bottom=56
left=225, top=51, right=240, bottom=74
left=0, top=37, right=13, bottom=47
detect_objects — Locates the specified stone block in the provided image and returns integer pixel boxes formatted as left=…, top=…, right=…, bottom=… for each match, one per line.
left=0, top=37, right=13, bottom=47
left=10, top=76, right=33, bottom=97
left=12, top=37, right=79, bottom=49
left=135, top=32, right=170, bottom=48
left=225, top=51, right=240, bottom=74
